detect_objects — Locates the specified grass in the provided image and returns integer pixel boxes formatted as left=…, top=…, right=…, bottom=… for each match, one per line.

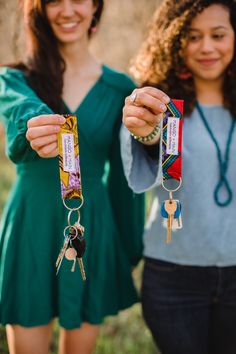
left=95, top=304, right=158, bottom=354
left=0, top=126, right=159, bottom=354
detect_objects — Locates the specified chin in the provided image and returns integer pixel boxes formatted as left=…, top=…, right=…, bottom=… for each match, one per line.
left=53, top=29, right=83, bottom=43
left=194, top=70, right=225, bottom=81
left=57, top=35, right=82, bottom=44
left=200, top=75, right=224, bottom=82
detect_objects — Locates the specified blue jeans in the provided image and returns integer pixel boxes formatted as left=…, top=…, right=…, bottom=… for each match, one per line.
left=142, top=257, right=236, bottom=354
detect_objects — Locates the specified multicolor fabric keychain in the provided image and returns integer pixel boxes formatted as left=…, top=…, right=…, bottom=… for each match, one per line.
left=55, top=114, right=86, bottom=280
left=160, top=99, right=184, bottom=243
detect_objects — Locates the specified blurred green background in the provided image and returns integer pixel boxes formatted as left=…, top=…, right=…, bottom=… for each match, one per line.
left=0, top=0, right=162, bottom=352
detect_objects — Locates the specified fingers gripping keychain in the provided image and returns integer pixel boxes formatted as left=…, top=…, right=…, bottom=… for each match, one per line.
left=160, top=100, right=184, bottom=243
left=55, top=115, right=86, bottom=280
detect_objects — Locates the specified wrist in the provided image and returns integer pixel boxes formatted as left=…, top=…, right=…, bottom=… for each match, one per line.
left=131, top=124, right=161, bottom=145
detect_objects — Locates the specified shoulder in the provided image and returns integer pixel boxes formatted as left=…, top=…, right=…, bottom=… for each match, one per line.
left=0, top=66, right=40, bottom=101
left=101, top=65, right=136, bottom=95
left=0, top=66, right=28, bottom=91
left=0, top=66, right=25, bottom=80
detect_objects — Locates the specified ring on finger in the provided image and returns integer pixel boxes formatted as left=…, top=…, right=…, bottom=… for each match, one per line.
left=130, top=91, right=138, bottom=103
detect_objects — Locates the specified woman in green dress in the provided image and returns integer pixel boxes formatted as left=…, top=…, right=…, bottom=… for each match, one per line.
left=0, top=0, right=144, bottom=353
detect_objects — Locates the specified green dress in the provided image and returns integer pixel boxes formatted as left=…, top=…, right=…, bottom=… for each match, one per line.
left=0, top=65, right=144, bottom=329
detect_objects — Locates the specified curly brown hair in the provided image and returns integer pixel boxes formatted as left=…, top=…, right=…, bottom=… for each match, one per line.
left=131, top=0, right=236, bottom=117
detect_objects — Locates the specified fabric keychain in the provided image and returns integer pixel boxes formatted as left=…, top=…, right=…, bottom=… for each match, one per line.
left=55, top=114, right=86, bottom=280
left=160, top=99, right=184, bottom=243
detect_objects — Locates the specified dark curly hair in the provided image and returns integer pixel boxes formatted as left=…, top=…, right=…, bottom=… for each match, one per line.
left=10, top=0, right=104, bottom=112
left=131, top=0, right=236, bottom=117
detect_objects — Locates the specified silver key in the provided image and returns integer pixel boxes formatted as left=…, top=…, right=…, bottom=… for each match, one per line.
left=56, top=236, right=70, bottom=274
left=78, top=258, right=86, bottom=281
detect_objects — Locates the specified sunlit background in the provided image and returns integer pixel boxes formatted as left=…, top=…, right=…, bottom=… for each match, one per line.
left=0, top=1, right=161, bottom=353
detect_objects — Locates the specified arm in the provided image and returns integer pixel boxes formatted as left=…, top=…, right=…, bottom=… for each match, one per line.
left=121, top=87, right=170, bottom=192
left=122, top=86, right=169, bottom=144
left=0, top=68, right=64, bottom=163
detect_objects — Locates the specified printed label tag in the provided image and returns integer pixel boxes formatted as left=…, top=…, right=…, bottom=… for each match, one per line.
left=62, top=133, right=76, bottom=172
left=58, top=115, right=82, bottom=199
left=166, top=117, right=179, bottom=155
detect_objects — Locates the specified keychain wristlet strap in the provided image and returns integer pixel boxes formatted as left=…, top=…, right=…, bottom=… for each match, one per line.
left=58, top=114, right=83, bottom=204
left=160, top=99, right=184, bottom=244
left=161, top=99, right=184, bottom=181
left=56, top=114, right=86, bottom=279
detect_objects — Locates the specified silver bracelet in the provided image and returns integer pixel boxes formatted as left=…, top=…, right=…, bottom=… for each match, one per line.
left=131, top=124, right=161, bottom=143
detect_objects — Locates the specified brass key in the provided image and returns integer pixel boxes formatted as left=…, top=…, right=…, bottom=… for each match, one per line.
left=70, top=223, right=86, bottom=281
left=164, top=199, right=177, bottom=243
left=56, top=236, right=70, bottom=274
left=65, top=247, right=77, bottom=272
left=77, top=258, right=86, bottom=281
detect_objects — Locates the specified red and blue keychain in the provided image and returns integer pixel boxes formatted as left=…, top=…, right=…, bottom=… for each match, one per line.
left=160, top=99, right=184, bottom=243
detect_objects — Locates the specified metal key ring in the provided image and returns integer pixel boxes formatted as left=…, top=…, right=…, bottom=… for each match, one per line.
left=161, top=177, right=182, bottom=193
left=63, top=225, right=78, bottom=241
left=63, top=196, right=84, bottom=211
left=67, top=209, right=81, bottom=226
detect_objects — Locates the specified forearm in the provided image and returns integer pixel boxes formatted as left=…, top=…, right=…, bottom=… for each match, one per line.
left=120, top=126, right=162, bottom=193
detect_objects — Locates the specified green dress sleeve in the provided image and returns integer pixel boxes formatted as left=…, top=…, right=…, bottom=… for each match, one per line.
left=107, top=117, right=145, bottom=266
left=0, top=67, right=53, bottom=163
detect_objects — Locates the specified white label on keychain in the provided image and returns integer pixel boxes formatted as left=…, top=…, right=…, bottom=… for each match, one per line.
left=166, top=117, right=179, bottom=155
left=62, top=133, right=76, bottom=172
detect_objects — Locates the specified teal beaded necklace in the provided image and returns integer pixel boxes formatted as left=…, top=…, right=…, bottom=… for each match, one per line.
left=196, top=102, right=235, bottom=207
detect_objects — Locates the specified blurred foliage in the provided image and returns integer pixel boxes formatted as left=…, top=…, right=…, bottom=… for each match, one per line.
left=95, top=304, right=158, bottom=354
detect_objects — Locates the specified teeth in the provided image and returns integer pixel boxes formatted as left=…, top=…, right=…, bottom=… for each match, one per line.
left=60, top=22, right=78, bottom=29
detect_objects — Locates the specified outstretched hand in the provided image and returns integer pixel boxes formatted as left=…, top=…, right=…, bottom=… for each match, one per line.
left=122, top=87, right=170, bottom=144
left=26, top=114, right=66, bottom=158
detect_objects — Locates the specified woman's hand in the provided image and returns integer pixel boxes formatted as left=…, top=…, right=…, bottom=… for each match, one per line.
left=123, top=87, right=170, bottom=144
left=26, top=114, right=66, bottom=158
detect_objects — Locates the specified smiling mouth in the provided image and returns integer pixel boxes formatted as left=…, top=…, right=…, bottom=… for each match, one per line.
left=59, top=22, right=79, bottom=30
left=197, top=59, right=219, bottom=66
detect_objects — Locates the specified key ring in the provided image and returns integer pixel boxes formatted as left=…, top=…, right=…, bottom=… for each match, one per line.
left=162, top=177, right=182, bottom=200
left=63, top=196, right=84, bottom=211
left=67, top=209, right=81, bottom=226
left=63, top=225, right=78, bottom=241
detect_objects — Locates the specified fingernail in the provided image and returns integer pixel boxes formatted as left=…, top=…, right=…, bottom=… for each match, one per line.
left=54, top=126, right=61, bottom=132
left=56, top=115, right=65, bottom=124
left=59, top=116, right=66, bottom=124
left=160, top=104, right=167, bottom=112
left=162, top=95, right=170, bottom=104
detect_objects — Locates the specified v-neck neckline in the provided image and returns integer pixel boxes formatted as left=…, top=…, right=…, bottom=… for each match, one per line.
left=63, top=64, right=105, bottom=115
